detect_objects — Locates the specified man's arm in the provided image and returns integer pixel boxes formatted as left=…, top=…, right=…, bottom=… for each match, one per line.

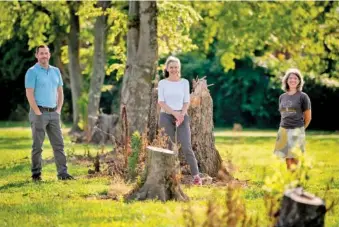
left=26, top=88, right=42, bottom=115
left=304, top=109, right=312, bottom=129
left=56, top=86, right=64, bottom=114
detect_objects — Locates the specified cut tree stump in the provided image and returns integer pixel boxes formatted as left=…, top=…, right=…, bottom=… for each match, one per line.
left=187, top=77, right=222, bottom=177
left=127, top=146, right=188, bottom=202
left=276, top=187, right=326, bottom=227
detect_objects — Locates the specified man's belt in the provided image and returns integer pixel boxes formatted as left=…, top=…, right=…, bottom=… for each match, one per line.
left=38, top=106, right=57, bottom=112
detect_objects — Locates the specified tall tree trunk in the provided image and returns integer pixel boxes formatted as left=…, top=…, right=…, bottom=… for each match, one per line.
left=68, top=2, right=83, bottom=133
left=118, top=1, right=158, bottom=137
left=87, top=1, right=111, bottom=140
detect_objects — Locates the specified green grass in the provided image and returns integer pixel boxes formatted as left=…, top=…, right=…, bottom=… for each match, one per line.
left=0, top=123, right=338, bottom=227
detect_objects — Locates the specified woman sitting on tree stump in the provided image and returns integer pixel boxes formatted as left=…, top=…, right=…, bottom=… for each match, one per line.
left=158, top=56, right=202, bottom=186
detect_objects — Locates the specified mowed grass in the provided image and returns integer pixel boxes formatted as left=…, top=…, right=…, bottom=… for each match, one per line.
left=0, top=123, right=338, bottom=227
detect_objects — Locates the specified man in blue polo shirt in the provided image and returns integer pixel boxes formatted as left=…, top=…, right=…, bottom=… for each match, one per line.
left=25, top=45, right=74, bottom=181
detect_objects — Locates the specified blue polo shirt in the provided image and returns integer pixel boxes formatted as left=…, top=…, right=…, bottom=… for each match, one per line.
left=25, top=63, right=63, bottom=108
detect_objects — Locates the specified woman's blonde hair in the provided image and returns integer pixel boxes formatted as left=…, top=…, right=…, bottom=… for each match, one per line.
left=164, top=56, right=181, bottom=78
left=282, top=68, right=304, bottom=92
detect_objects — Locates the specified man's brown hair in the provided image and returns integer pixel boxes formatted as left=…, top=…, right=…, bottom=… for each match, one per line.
left=35, top=45, right=49, bottom=54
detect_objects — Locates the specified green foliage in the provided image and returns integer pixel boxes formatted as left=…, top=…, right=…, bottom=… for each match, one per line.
left=0, top=2, right=20, bottom=46
left=127, top=131, right=142, bottom=181
left=191, top=1, right=339, bottom=77
left=158, top=1, right=201, bottom=55
left=1, top=1, right=339, bottom=130
left=106, top=4, right=128, bottom=80
left=0, top=1, right=69, bottom=49
left=179, top=53, right=281, bottom=127
left=179, top=48, right=339, bottom=129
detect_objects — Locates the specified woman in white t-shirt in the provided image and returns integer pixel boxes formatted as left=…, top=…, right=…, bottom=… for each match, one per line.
left=158, top=56, right=202, bottom=185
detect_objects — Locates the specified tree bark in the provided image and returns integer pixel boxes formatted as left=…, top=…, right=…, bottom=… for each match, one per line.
left=186, top=78, right=222, bottom=177
left=53, top=37, right=69, bottom=85
left=87, top=1, right=111, bottom=140
left=147, top=87, right=160, bottom=143
left=67, top=1, right=83, bottom=133
left=118, top=1, right=158, bottom=137
left=276, top=187, right=326, bottom=227
left=127, top=146, right=188, bottom=202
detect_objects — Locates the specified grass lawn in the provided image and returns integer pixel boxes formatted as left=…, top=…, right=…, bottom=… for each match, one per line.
left=0, top=122, right=338, bottom=227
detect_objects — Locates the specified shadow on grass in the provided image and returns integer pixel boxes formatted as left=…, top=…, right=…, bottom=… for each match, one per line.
left=0, top=137, right=31, bottom=151
left=0, top=162, right=30, bottom=177
left=0, top=180, right=32, bottom=191
left=0, top=144, right=31, bottom=151
left=0, top=178, right=56, bottom=192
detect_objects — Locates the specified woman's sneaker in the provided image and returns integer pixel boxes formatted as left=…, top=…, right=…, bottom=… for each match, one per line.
left=193, top=175, right=202, bottom=186
left=58, top=173, right=75, bottom=180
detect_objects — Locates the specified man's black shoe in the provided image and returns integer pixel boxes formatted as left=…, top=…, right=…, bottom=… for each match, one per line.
left=32, top=173, right=42, bottom=182
left=58, top=173, right=75, bottom=180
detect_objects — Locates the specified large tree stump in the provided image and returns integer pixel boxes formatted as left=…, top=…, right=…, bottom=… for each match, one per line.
left=276, top=187, right=326, bottom=227
left=128, top=146, right=188, bottom=202
left=187, top=77, right=222, bottom=177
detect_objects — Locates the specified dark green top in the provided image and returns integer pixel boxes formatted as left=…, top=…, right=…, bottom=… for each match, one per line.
left=279, top=91, right=311, bottom=129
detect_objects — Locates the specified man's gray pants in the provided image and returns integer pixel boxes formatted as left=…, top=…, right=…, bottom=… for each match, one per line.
left=159, top=112, right=199, bottom=176
left=29, top=109, right=68, bottom=177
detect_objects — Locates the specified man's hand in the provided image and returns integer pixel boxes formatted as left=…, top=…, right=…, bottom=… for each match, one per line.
left=56, top=109, right=61, bottom=114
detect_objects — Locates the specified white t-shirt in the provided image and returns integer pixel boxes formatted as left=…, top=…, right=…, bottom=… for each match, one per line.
left=158, top=78, right=190, bottom=111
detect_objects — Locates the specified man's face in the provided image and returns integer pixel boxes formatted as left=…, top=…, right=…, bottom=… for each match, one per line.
left=35, top=47, right=50, bottom=65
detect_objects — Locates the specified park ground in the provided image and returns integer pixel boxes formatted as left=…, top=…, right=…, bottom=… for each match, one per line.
left=0, top=122, right=338, bottom=227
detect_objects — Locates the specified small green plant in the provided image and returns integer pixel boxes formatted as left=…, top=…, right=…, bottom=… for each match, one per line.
left=83, top=144, right=92, bottom=158
left=65, top=142, right=76, bottom=158
left=183, top=186, right=260, bottom=227
left=127, top=131, right=142, bottom=181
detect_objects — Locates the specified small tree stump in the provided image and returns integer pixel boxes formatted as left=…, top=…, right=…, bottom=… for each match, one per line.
left=127, top=146, right=188, bottom=202
left=276, top=187, right=326, bottom=227
left=90, top=114, right=119, bottom=144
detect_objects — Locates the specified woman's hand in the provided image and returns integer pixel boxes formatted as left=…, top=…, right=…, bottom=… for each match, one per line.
left=173, top=112, right=184, bottom=126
